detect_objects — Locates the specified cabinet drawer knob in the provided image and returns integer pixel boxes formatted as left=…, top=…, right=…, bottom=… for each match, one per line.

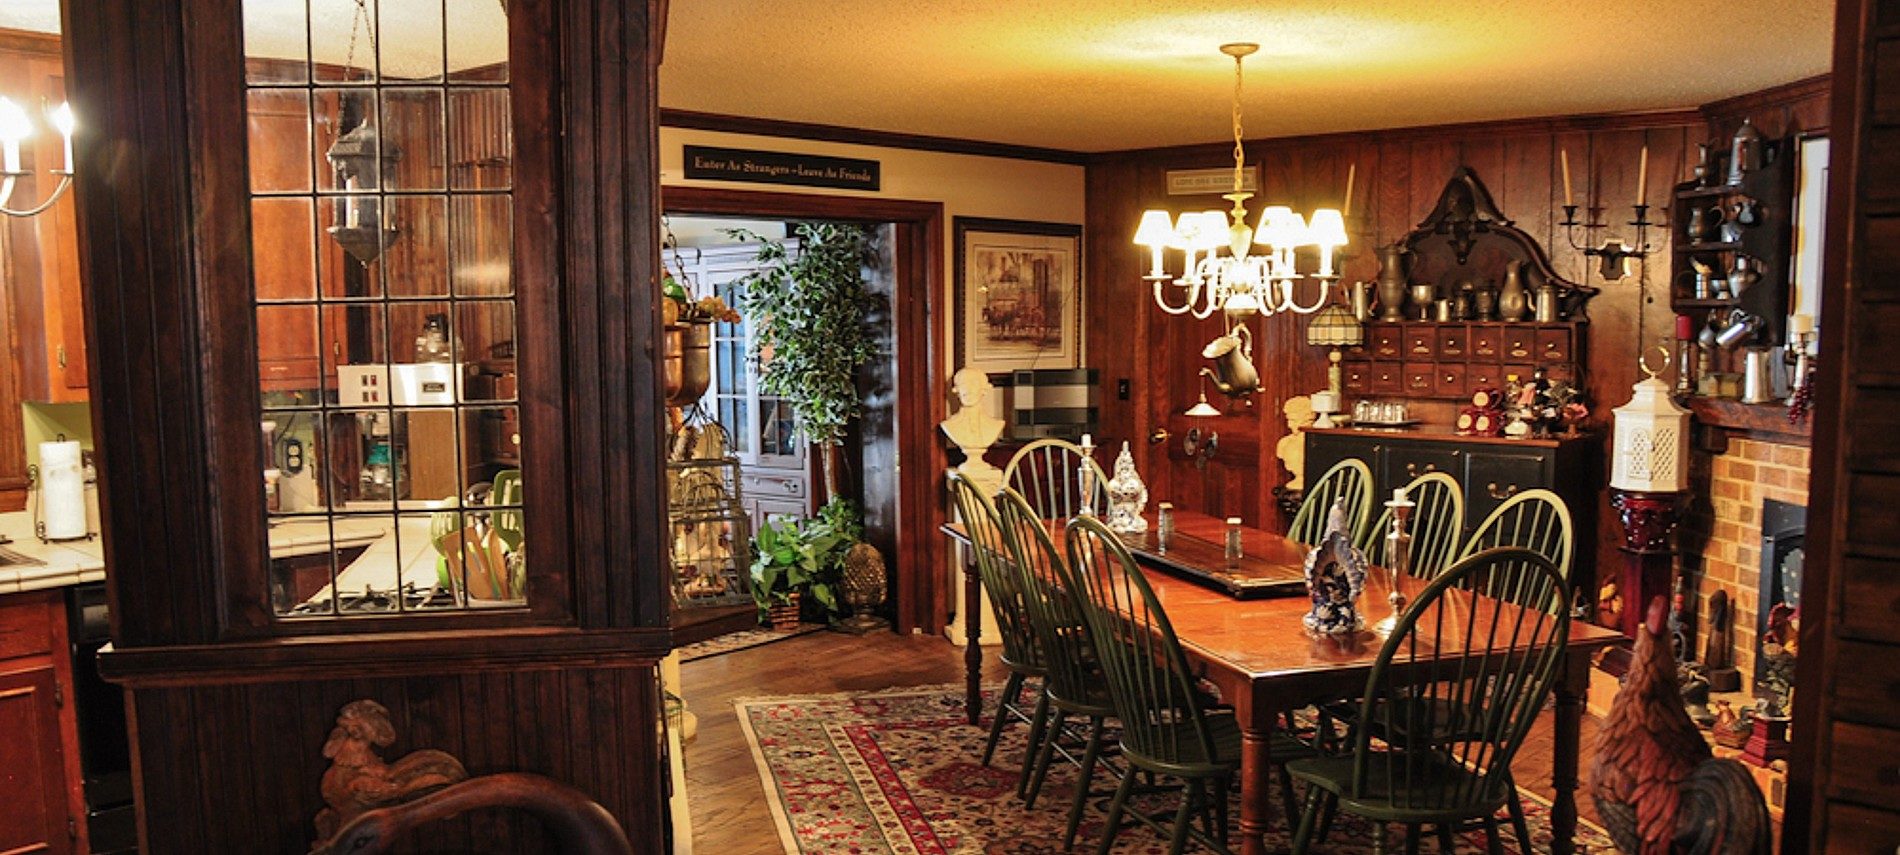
left=1487, top=482, right=1520, bottom=500
left=1406, top=462, right=1438, bottom=477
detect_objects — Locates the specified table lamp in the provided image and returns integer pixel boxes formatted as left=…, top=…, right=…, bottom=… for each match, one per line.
left=1305, top=303, right=1364, bottom=427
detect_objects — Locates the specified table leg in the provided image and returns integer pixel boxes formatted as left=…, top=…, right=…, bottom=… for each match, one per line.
left=1236, top=693, right=1275, bottom=855
left=1551, top=652, right=1590, bottom=855
left=964, top=547, right=983, bottom=726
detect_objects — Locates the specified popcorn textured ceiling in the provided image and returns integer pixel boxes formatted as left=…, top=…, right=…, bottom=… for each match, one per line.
left=1, top=1, right=1834, bottom=153
left=660, top=0, right=1834, bottom=152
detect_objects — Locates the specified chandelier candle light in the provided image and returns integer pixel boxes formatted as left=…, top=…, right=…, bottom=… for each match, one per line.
left=1136, top=44, right=1347, bottom=320
left=0, top=98, right=76, bottom=218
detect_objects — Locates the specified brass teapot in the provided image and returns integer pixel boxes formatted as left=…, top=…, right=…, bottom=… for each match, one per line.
left=1200, top=322, right=1260, bottom=398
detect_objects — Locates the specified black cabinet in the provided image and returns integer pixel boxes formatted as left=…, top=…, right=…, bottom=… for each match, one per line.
left=1305, top=428, right=1599, bottom=586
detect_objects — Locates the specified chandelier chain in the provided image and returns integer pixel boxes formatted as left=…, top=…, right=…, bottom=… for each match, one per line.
left=1231, top=52, right=1245, bottom=192
left=344, top=0, right=379, bottom=81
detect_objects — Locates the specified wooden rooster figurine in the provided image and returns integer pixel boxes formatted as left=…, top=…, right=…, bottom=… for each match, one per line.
left=1591, top=597, right=1772, bottom=854
left=313, top=700, right=470, bottom=842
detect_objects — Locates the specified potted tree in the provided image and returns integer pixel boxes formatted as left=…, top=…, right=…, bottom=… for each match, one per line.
left=730, top=223, right=884, bottom=626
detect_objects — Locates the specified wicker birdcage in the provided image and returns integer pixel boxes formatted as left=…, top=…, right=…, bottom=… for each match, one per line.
left=666, top=416, right=755, bottom=609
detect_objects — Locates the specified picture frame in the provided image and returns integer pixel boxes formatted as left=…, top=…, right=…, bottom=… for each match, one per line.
left=953, top=217, right=1084, bottom=373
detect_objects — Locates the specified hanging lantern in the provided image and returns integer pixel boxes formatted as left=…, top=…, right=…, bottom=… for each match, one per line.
left=1610, top=349, right=1690, bottom=493
left=325, top=92, right=402, bottom=264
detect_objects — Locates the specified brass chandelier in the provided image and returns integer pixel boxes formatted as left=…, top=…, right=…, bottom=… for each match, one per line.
left=1135, top=43, right=1346, bottom=321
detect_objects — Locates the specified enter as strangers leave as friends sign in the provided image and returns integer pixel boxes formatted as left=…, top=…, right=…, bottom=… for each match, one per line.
left=683, top=145, right=881, bottom=191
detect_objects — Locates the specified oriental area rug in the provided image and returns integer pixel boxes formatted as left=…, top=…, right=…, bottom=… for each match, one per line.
left=735, top=684, right=1614, bottom=855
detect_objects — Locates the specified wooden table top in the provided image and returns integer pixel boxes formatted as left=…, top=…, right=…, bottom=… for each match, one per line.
left=942, top=509, right=1624, bottom=686
left=1122, top=511, right=1309, bottom=599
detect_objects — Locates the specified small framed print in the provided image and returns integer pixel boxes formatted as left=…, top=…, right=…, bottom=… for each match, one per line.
left=953, top=217, right=1083, bottom=373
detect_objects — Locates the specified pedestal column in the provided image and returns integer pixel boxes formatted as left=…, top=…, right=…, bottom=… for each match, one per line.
left=1609, top=489, right=1687, bottom=640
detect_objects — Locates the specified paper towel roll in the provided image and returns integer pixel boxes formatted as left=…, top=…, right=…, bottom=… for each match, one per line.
left=40, top=441, right=87, bottom=540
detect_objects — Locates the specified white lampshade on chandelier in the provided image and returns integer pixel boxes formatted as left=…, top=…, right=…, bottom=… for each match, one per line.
left=1136, top=44, right=1346, bottom=320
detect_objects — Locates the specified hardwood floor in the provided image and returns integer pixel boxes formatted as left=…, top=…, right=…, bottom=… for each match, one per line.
left=679, top=630, right=1603, bottom=852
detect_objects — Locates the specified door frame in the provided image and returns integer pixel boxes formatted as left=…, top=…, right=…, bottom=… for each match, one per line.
left=661, top=186, right=948, bottom=635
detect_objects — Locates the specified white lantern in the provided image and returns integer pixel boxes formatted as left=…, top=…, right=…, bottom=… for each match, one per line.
left=1610, top=353, right=1691, bottom=493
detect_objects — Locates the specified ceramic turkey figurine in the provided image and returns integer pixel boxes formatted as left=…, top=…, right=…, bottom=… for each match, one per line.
left=1104, top=442, right=1149, bottom=543
left=1302, top=499, right=1369, bottom=635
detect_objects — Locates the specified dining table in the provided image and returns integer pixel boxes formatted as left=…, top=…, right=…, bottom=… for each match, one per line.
left=942, top=507, right=1624, bottom=855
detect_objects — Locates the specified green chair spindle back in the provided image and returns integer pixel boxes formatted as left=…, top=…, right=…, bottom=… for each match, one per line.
left=1350, top=547, right=1572, bottom=814
left=1062, top=514, right=1223, bottom=773
left=1358, top=471, right=1464, bottom=578
left=1004, top=439, right=1111, bottom=521
left=947, top=472, right=1042, bottom=672
left=1457, top=489, right=1574, bottom=579
left=1289, top=459, right=1374, bottom=547
left=997, top=489, right=1100, bottom=711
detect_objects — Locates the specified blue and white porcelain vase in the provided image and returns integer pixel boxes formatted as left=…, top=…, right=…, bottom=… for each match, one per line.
left=1302, top=499, right=1369, bottom=635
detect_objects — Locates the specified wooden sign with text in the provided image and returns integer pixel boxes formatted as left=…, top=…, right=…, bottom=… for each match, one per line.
left=683, top=145, right=881, bottom=191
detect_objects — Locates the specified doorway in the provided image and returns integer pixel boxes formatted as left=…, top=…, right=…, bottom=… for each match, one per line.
left=662, top=188, right=948, bottom=636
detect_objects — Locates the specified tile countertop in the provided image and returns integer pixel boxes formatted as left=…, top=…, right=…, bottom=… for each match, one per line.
left=0, top=510, right=107, bottom=596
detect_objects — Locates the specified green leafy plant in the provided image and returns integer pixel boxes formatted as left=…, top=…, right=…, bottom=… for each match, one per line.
left=748, top=498, right=863, bottom=621
left=725, top=223, right=881, bottom=499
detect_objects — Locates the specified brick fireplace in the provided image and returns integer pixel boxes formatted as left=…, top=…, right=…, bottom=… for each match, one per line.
left=1683, top=436, right=1810, bottom=687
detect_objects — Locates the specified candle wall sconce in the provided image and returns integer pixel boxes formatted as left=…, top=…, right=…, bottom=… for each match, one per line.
left=1561, top=205, right=1657, bottom=282
left=1557, top=147, right=1658, bottom=281
left=0, top=98, right=76, bottom=219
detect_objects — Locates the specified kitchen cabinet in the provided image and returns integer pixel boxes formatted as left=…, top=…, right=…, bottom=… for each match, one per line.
left=1305, top=427, right=1599, bottom=588
left=2, top=32, right=88, bottom=405
left=0, top=588, right=86, bottom=855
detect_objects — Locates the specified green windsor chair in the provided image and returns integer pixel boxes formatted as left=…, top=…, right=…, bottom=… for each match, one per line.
left=1287, top=547, right=1573, bottom=855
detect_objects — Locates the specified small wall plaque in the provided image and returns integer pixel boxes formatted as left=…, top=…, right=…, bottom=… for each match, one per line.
left=683, top=145, right=881, bottom=191
left=1167, top=166, right=1258, bottom=196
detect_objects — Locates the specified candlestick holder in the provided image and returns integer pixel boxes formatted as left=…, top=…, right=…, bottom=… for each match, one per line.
left=1076, top=434, right=1098, bottom=516
left=1784, top=329, right=1815, bottom=391
left=1561, top=203, right=1657, bottom=282
left=1374, top=495, right=1415, bottom=635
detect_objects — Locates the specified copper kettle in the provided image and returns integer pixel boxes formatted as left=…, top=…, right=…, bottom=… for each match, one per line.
left=1200, top=322, right=1259, bottom=398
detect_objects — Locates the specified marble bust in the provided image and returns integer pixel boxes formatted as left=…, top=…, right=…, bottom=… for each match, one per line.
left=941, top=368, right=1005, bottom=492
left=1276, top=395, right=1316, bottom=493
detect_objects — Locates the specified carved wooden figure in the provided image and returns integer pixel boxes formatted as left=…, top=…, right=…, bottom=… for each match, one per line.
left=313, top=700, right=470, bottom=842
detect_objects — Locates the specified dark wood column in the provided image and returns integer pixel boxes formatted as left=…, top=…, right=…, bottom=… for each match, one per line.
left=1785, top=0, right=1900, bottom=849
left=64, top=0, right=677, bottom=851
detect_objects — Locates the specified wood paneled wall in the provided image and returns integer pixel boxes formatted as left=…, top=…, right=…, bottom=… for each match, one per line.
left=1085, top=80, right=1828, bottom=579
left=127, top=664, right=662, bottom=853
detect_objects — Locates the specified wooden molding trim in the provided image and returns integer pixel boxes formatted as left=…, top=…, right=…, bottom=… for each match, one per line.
left=0, top=27, right=60, bottom=58
left=1700, top=74, right=1833, bottom=125
left=1093, top=108, right=1709, bottom=164
left=96, top=627, right=674, bottom=687
left=659, top=108, right=1090, bottom=166
left=660, top=185, right=951, bottom=636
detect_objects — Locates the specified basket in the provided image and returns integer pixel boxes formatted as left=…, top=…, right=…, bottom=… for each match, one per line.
left=765, top=592, right=803, bottom=629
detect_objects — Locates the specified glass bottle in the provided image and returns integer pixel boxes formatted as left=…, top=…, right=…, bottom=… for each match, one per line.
left=415, top=313, right=456, bottom=363
left=1156, top=502, right=1175, bottom=553
left=360, top=442, right=394, bottom=501
left=1224, top=517, right=1244, bottom=566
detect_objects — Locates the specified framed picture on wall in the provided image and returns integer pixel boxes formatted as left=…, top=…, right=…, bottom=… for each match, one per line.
left=954, top=217, right=1083, bottom=372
